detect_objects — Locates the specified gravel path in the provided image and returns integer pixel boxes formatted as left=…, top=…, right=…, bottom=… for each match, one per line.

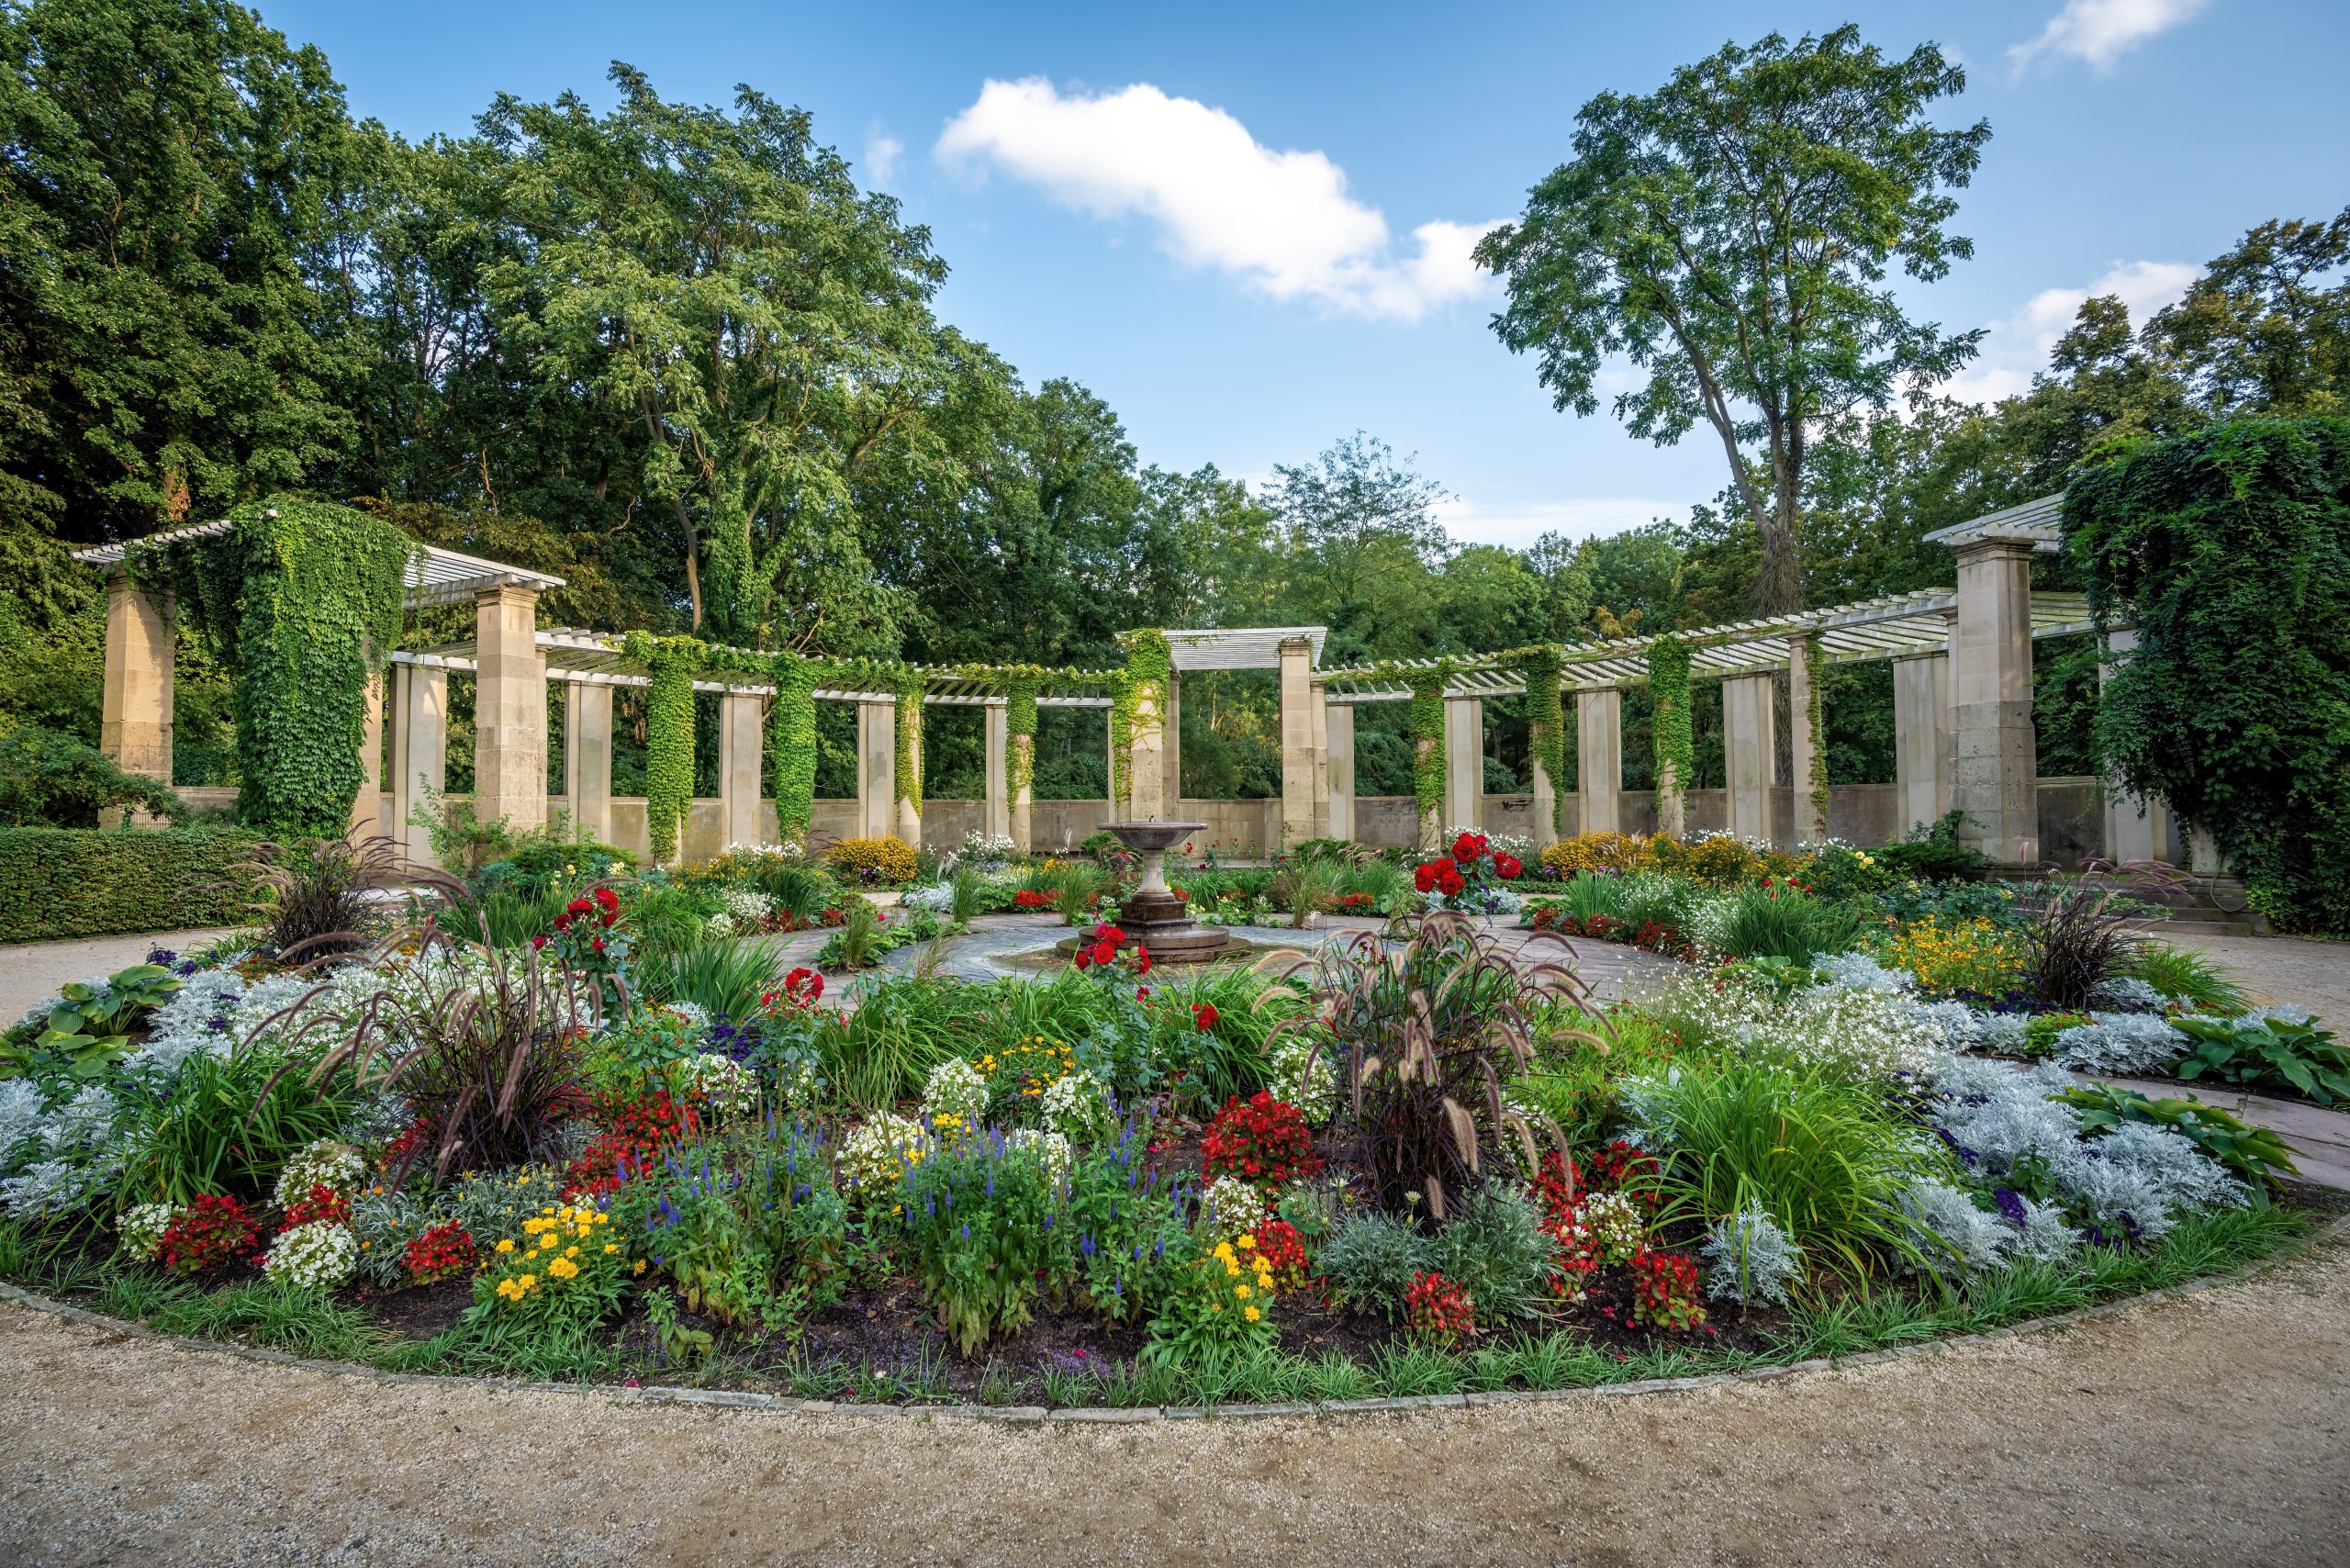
left=0, top=928, right=241, bottom=1024
left=2165, top=932, right=2350, bottom=1025
left=4, top=1235, right=2346, bottom=1567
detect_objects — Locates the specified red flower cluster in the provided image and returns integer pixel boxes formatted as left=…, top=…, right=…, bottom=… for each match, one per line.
left=278, top=1182, right=352, bottom=1233
left=1013, top=888, right=1049, bottom=910
left=1192, top=1002, right=1219, bottom=1031
left=1413, top=857, right=1465, bottom=897
left=1201, top=1091, right=1322, bottom=1192
left=1530, top=1149, right=1582, bottom=1229
left=1628, top=1248, right=1708, bottom=1333
left=567, top=1091, right=699, bottom=1198
left=1333, top=890, right=1375, bottom=911
left=403, top=1220, right=477, bottom=1284
left=1758, top=876, right=1816, bottom=898
left=1585, top=1139, right=1662, bottom=1209
left=554, top=885, right=621, bottom=935
left=159, top=1194, right=262, bottom=1276
left=1071, top=922, right=1147, bottom=973
left=1404, top=1269, right=1475, bottom=1345
left=1451, top=831, right=1489, bottom=862
left=762, top=967, right=823, bottom=1014
left=1254, top=1217, right=1313, bottom=1292
left=1493, top=853, right=1522, bottom=879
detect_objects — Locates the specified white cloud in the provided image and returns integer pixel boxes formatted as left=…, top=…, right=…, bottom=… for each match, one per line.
left=2009, top=0, right=2210, bottom=73
left=864, top=129, right=904, bottom=185
left=1434, top=496, right=1686, bottom=549
left=935, top=77, right=1501, bottom=320
left=1942, top=258, right=2199, bottom=404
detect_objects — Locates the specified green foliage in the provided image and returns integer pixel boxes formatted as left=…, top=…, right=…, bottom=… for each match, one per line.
left=611, top=1122, right=849, bottom=1330
left=0, top=824, right=259, bottom=943
left=1516, top=645, right=1567, bottom=834
left=1703, top=883, right=1866, bottom=963
left=2051, top=1082, right=2298, bottom=1192
left=2, top=961, right=179, bottom=1081
left=893, top=677, right=923, bottom=813
left=1873, top=810, right=1990, bottom=881
left=897, top=1132, right=1060, bottom=1353
left=622, top=633, right=704, bottom=865
left=1801, top=633, right=1830, bottom=830
left=635, top=937, right=790, bottom=1022
left=1318, top=1210, right=1430, bottom=1320
left=767, top=654, right=818, bottom=844
left=2123, top=941, right=2251, bottom=1014
left=2172, top=1010, right=2350, bottom=1106
left=1646, top=635, right=1694, bottom=818
left=140, top=499, right=410, bottom=835
left=1004, top=676, right=1039, bottom=802
left=1407, top=669, right=1448, bottom=829
left=2065, top=418, right=2350, bottom=933
left=0, top=723, right=187, bottom=827
left=113, top=1047, right=364, bottom=1206
left=1425, top=1185, right=1553, bottom=1320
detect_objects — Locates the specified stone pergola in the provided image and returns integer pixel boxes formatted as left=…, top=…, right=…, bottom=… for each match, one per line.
left=77, top=495, right=2184, bottom=870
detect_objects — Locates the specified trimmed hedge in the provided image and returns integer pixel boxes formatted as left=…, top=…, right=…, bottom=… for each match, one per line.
left=0, top=826, right=260, bottom=944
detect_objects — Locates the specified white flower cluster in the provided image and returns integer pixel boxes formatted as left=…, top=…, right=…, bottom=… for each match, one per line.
left=1266, top=1036, right=1338, bottom=1126
left=960, top=830, right=1017, bottom=865
left=684, top=1054, right=757, bottom=1119
left=1700, top=1201, right=1805, bottom=1305
left=1580, top=1190, right=1647, bottom=1265
left=1198, top=1174, right=1271, bottom=1243
left=2050, top=1012, right=2188, bottom=1076
left=1039, top=1070, right=1115, bottom=1144
left=1005, top=1127, right=1073, bottom=1187
left=717, top=887, right=777, bottom=925
left=1922, top=1053, right=2247, bottom=1242
left=263, top=1219, right=359, bottom=1291
left=836, top=1114, right=926, bottom=1196
left=900, top=882, right=957, bottom=913
left=919, top=1058, right=990, bottom=1129
left=117, top=1202, right=176, bottom=1262
left=1651, top=971, right=1935, bottom=1082
left=273, top=1138, right=366, bottom=1207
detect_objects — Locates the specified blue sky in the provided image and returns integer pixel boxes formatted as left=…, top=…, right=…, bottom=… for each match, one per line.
left=269, top=0, right=2348, bottom=546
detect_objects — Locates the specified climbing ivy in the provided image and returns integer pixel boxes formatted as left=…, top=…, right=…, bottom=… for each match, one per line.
left=1802, top=633, right=1830, bottom=837
left=136, top=498, right=412, bottom=836
left=1516, top=644, right=1566, bottom=834
left=1648, top=636, right=1694, bottom=826
left=893, top=673, right=923, bottom=814
left=623, top=633, right=704, bottom=864
left=1004, top=674, right=1039, bottom=802
left=1111, top=629, right=1171, bottom=814
left=1407, top=668, right=1450, bottom=830
left=767, top=652, right=818, bottom=845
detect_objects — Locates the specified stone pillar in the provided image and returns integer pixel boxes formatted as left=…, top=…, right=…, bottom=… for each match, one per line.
left=1414, top=730, right=1442, bottom=851
left=984, top=703, right=1011, bottom=846
left=1165, top=671, right=1181, bottom=805
left=1278, top=637, right=1318, bottom=847
left=1892, top=650, right=1953, bottom=836
left=720, top=689, right=764, bottom=848
left=894, top=700, right=922, bottom=846
left=1528, top=716, right=1558, bottom=852
left=1308, top=676, right=1331, bottom=839
left=1785, top=636, right=1824, bottom=848
left=565, top=680, right=614, bottom=847
left=1443, top=695, right=1483, bottom=834
left=2097, top=630, right=2176, bottom=866
left=1128, top=679, right=1166, bottom=822
left=472, top=585, right=546, bottom=834
left=1325, top=699, right=1355, bottom=844
left=1722, top=673, right=1776, bottom=844
left=1011, top=725, right=1035, bottom=854
left=856, top=700, right=895, bottom=840
left=1951, top=539, right=2039, bottom=866
left=2188, top=826, right=2223, bottom=876
left=1577, top=687, right=1622, bottom=835
left=396, top=664, right=448, bottom=868
left=98, top=573, right=173, bottom=823
left=351, top=669, right=386, bottom=838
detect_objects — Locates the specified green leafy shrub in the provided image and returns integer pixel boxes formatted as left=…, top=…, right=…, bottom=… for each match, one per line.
left=897, top=1131, right=1060, bottom=1352
left=1318, top=1209, right=1430, bottom=1319
left=2124, top=942, right=2251, bottom=1014
left=1695, top=883, right=1865, bottom=963
left=115, top=1047, right=364, bottom=1206
left=610, top=1122, right=849, bottom=1329
left=2051, top=1083, right=2297, bottom=1191
left=1424, top=1185, right=1552, bottom=1320
left=1871, top=811, right=1988, bottom=881
left=0, top=722, right=188, bottom=827
left=2172, top=1011, right=2350, bottom=1105
left=634, top=936, right=789, bottom=1020
left=1, top=961, right=181, bottom=1081
left=0, top=825, right=261, bottom=943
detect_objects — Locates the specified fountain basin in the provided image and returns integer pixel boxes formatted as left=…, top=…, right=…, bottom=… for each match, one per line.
left=1096, top=819, right=1230, bottom=961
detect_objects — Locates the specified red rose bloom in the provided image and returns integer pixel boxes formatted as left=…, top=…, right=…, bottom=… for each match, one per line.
left=1193, top=1002, right=1219, bottom=1030
left=1494, top=853, right=1522, bottom=879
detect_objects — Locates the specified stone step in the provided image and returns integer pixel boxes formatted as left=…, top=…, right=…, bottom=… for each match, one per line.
left=2124, top=916, right=2257, bottom=938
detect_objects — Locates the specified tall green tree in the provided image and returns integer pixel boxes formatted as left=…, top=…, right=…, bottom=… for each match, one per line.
left=1475, top=26, right=1988, bottom=614
left=0, top=0, right=372, bottom=541
left=2145, top=207, right=2349, bottom=419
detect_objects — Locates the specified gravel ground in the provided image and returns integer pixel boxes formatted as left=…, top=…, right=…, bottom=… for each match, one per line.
left=4, top=1236, right=2346, bottom=1568
left=2165, top=933, right=2350, bottom=1025
left=0, top=929, right=241, bottom=1024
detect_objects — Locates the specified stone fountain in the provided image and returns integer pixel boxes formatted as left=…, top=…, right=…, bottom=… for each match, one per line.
left=1092, top=819, right=1231, bottom=964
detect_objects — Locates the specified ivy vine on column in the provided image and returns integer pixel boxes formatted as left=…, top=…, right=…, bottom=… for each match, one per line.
left=1407, top=668, right=1449, bottom=843
left=1802, top=632, right=1830, bottom=837
left=1112, top=629, right=1170, bottom=814
left=135, top=497, right=412, bottom=837
left=622, top=632, right=704, bottom=864
left=1648, top=635, right=1693, bottom=837
left=1004, top=674, right=1038, bottom=803
left=893, top=673, right=923, bottom=818
left=767, top=652, right=818, bottom=846
left=1516, top=644, right=1566, bottom=835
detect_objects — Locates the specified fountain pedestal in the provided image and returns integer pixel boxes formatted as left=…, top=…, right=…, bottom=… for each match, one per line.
left=1090, top=820, right=1231, bottom=963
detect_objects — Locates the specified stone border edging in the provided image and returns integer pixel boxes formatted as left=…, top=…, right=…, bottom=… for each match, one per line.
left=6, top=1211, right=2344, bottom=1426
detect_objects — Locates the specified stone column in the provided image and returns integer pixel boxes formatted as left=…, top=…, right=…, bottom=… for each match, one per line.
left=1308, top=675, right=1331, bottom=839
left=1785, top=636, right=1824, bottom=848
left=1128, top=679, right=1166, bottom=822
left=856, top=700, right=895, bottom=839
left=565, top=680, right=614, bottom=846
left=1951, top=539, right=2039, bottom=866
left=397, top=664, right=448, bottom=867
left=2098, top=629, right=2175, bottom=865
left=1105, top=712, right=1118, bottom=820
left=472, top=585, right=546, bottom=834
left=1165, top=671, right=1181, bottom=806
left=1722, top=673, right=1776, bottom=844
left=720, top=689, right=764, bottom=848
left=1011, top=723, right=1035, bottom=854
left=1443, top=695, right=1483, bottom=834
left=1278, top=636, right=1318, bottom=847
left=894, top=700, right=922, bottom=846
left=351, top=670, right=386, bottom=838
left=1577, top=687, right=1622, bottom=834
left=984, top=702, right=1011, bottom=846
left=1414, top=729, right=1443, bottom=851
left=1892, top=650, right=1953, bottom=836
left=1325, top=699, right=1355, bottom=844
left=1528, top=714, right=1558, bottom=853
left=98, top=572, right=173, bottom=823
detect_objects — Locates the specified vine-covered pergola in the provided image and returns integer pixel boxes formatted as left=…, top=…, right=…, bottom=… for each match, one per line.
left=77, top=494, right=2188, bottom=870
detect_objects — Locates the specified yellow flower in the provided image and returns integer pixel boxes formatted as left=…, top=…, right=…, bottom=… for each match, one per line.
left=519, top=1273, right=537, bottom=1290
left=496, top=1238, right=515, bottom=1253
left=633, top=1259, right=648, bottom=1275
left=1234, top=1283, right=1252, bottom=1300
left=1244, top=1306, right=1261, bottom=1323
left=1236, top=1233, right=1257, bottom=1250
left=548, top=1256, right=579, bottom=1280
left=603, top=1243, right=620, bottom=1254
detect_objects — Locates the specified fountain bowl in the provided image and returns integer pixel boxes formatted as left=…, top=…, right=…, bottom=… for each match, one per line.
left=1094, top=820, right=1229, bottom=960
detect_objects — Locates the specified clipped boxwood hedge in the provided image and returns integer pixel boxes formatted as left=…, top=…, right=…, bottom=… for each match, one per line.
left=0, top=826, right=260, bottom=945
